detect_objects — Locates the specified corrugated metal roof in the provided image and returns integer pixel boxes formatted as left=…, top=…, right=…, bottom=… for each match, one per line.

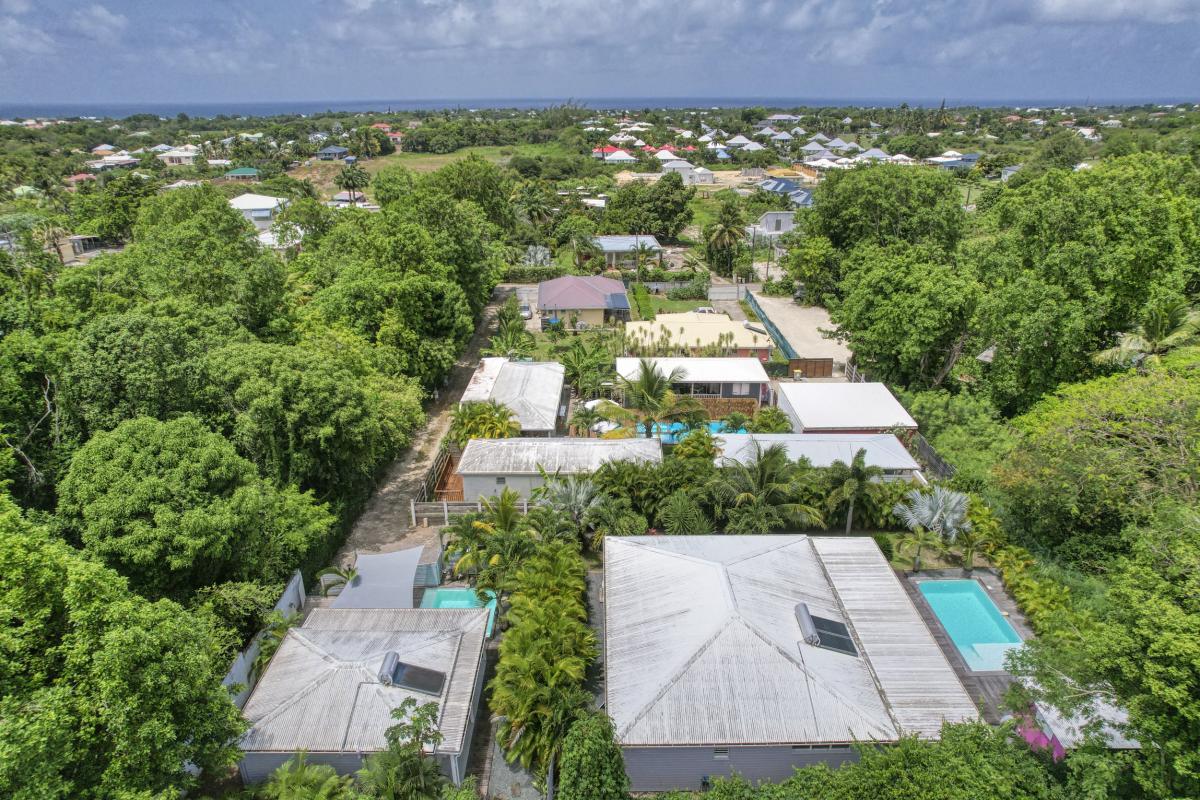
left=715, top=433, right=920, bottom=471
left=810, top=538, right=978, bottom=737
left=777, top=382, right=917, bottom=431
left=460, top=358, right=565, bottom=433
left=625, top=314, right=772, bottom=351
left=240, top=608, right=487, bottom=756
left=537, top=275, right=630, bottom=311
left=615, top=357, right=769, bottom=384
left=604, top=536, right=976, bottom=747
left=604, top=536, right=897, bottom=747
left=593, top=235, right=663, bottom=253
left=455, top=437, right=662, bottom=476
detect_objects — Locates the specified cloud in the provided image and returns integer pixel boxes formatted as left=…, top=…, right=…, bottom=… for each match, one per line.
left=0, top=15, right=55, bottom=62
left=1036, top=0, right=1200, bottom=23
left=70, top=3, right=128, bottom=43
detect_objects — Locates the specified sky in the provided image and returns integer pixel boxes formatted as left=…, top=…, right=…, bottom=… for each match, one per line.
left=1, top=0, right=1199, bottom=107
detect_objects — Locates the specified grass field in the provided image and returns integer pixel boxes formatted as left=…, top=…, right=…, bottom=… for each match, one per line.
left=290, top=143, right=572, bottom=198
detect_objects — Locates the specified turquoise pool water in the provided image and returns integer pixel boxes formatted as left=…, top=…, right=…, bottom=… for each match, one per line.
left=918, top=579, right=1021, bottom=672
left=420, top=587, right=497, bottom=637
left=635, top=421, right=746, bottom=443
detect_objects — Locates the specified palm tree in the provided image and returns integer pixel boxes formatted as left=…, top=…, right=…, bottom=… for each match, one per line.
left=893, top=485, right=973, bottom=544
left=334, top=163, right=370, bottom=203
left=1093, top=298, right=1200, bottom=369
left=568, top=405, right=601, bottom=437
left=483, top=325, right=534, bottom=359
left=613, top=358, right=705, bottom=439
left=252, top=610, right=301, bottom=678
left=898, top=526, right=944, bottom=572
left=705, top=201, right=745, bottom=277
left=535, top=473, right=602, bottom=534
left=632, top=240, right=658, bottom=282
left=953, top=526, right=994, bottom=575
left=315, top=564, right=359, bottom=596
left=569, top=230, right=600, bottom=272
left=657, top=490, right=713, bottom=534
left=825, top=449, right=886, bottom=535
left=710, top=442, right=824, bottom=532
left=261, top=754, right=356, bottom=800
left=447, top=400, right=520, bottom=447
left=722, top=411, right=750, bottom=433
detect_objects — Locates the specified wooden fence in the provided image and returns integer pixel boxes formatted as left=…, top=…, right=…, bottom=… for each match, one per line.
left=410, top=498, right=546, bottom=528
left=417, top=446, right=453, bottom=502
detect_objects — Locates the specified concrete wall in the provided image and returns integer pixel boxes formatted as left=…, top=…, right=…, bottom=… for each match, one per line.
left=223, top=571, right=306, bottom=709
left=461, top=473, right=544, bottom=500
left=623, top=744, right=859, bottom=792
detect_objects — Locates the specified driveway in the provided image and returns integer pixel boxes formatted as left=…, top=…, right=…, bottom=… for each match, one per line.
left=336, top=290, right=507, bottom=558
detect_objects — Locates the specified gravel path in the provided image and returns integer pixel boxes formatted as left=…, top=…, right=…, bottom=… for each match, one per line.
left=336, top=289, right=508, bottom=558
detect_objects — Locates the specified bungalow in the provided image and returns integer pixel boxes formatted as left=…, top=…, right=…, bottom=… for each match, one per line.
left=604, top=535, right=977, bottom=791
left=537, top=274, right=631, bottom=329
left=238, top=607, right=488, bottom=786
left=725, top=134, right=753, bottom=148
left=317, top=145, right=350, bottom=161
left=625, top=312, right=774, bottom=361
left=746, top=210, right=796, bottom=240
left=740, top=141, right=767, bottom=152
left=592, top=234, right=662, bottom=269
left=714, top=433, right=925, bottom=482
left=229, top=193, right=289, bottom=230
left=605, top=149, right=637, bottom=164
left=156, top=146, right=199, bottom=166
left=460, top=358, right=567, bottom=436
left=662, top=160, right=715, bottom=185
left=224, top=167, right=261, bottom=181
left=615, top=356, right=772, bottom=415
left=90, top=143, right=116, bottom=156
left=775, top=382, right=917, bottom=434
left=455, top=437, right=662, bottom=499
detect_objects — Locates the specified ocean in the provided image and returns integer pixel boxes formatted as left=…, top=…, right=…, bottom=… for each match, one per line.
left=0, top=96, right=1183, bottom=120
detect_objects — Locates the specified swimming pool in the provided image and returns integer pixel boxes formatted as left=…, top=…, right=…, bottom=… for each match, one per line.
left=918, top=579, right=1021, bottom=672
left=635, top=421, right=746, bottom=444
left=420, top=587, right=497, bottom=637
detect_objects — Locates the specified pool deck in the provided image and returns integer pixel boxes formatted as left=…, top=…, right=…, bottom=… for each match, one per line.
left=902, top=569, right=1034, bottom=724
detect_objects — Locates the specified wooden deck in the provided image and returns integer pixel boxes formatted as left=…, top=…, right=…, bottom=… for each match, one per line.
left=901, top=571, right=1019, bottom=724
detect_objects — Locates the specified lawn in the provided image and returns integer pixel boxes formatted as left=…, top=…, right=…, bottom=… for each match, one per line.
left=290, top=142, right=572, bottom=198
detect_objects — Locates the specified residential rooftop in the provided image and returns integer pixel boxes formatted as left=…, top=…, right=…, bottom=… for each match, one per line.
left=460, top=358, right=565, bottom=433
left=714, top=433, right=920, bottom=472
left=455, top=436, right=661, bottom=476
left=615, top=356, right=770, bottom=385
left=776, top=382, right=917, bottom=431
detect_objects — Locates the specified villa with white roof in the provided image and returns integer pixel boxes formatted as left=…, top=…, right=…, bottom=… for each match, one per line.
left=603, top=535, right=977, bottom=791
left=714, top=433, right=926, bottom=483
left=615, top=357, right=772, bottom=413
left=775, top=382, right=918, bottom=434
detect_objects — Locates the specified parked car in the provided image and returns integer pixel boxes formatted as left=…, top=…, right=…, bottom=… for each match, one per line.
left=694, top=306, right=717, bottom=314
left=519, top=303, right=533, bottom=319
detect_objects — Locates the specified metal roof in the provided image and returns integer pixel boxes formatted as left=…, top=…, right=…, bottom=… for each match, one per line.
left=537, top=275, right=630, bottom=311
left=625, top=313, right=773, bottom=351
left=604, top=536, right=976, bottom=747
left=714, top=433, right=920, bottom=471
left=240, top=608, right=487, bottom=756
left=460, top=358, right=565, bottom=433
left=229, top=193, right=286, bottom=211
left=776, top=382, right=917, bottom=431
left=592, top=235, right=662, bottom=253
left=455, top=437, right=661, bottom=476
left=615, top=357, right=770, bottom=384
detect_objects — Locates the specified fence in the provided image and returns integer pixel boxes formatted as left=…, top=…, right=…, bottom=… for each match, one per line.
left=744, top=291, right=798, bottom=359
left=417, top=446, right=453, bottom=502
left=410, top=497, right=548, bottom=527
left=222, top=570, right=306, bottom=709
left=707, top=283, right=748, bottom=301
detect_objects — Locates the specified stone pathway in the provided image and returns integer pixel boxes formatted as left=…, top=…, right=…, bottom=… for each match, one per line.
left=336, top=290, right=506, bottom=558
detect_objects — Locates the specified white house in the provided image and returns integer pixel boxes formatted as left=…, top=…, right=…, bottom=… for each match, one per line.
left=615, top=357, right=772, bottom=409
left=604, top=535, right=977, bottom=791
left=238, top=608, right=488, bottom=786
left=229, top=193, right=289, bottom=231
left=714, top=433, right=925, bottom=482
left=460, top=358, right=567, bottom=436
left=725, top=134, right=753, bottom=148
left=605, top=149, right=637, bottom=164
left=746, top=210, right=795, bottom=240
left=455, top=437, right=662, bottom=499
left=775, top=382, right=917, bottom=433
left=156, top=145, right=200, bottom=166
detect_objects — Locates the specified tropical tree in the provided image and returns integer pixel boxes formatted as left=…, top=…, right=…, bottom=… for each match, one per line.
left=260, top=753, right=356, bottom=800
left=1093, top=298, right=1200, bottom=369
left=898, top=526, right=945, bottom=572
left=952, top=526, right=994, bottom=575
left=252, top=610, right=302, bottom=678
left=333, top=163, right=370, bottom=203
left=557, top=713, right=630, bottom=800
left=356, top=698, right=448, bottom=800
left=535, top=473, right=603, bottom=535
left=722, top=411, right=750, bottom=433
left=710, top=442, right=823, bottom=533
left=612, top=358, right=705, bottom=439
left=568, top=405, right=602, bottom=437
left=584, top=496, right=648, bottom=548
left=893, top=485, right=973, bottom=543
left=484, top=324, right=534, bottom=359
left=704, top=198, right=745, bottom=277
left=657, top=490, right=713, bottom=534
left=747, top=406, right=793, bottom=433
left=825, top=449, right=887, bottom=535
left=315, top=565, right=359, bottom=596
left=446, top=400, right=519, bottom=447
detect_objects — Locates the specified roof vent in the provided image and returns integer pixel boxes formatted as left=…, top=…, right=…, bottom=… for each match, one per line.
left=378, top=652, right=400, bottom=685
left=795, top=602, right=821, bottom=646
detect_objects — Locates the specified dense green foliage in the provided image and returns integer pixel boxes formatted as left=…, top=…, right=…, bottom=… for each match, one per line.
left=558, top=713, right=630, bottom=800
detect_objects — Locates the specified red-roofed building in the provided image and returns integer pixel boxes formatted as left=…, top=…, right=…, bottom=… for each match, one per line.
left=592, top=145, right=621, bottom=158
left=64, top=173, right=96, bottom=189
left=371, top=123, right=391, bottom=131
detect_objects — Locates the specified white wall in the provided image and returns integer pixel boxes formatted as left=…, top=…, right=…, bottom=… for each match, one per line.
left=461, top=473, right=545, bottom=500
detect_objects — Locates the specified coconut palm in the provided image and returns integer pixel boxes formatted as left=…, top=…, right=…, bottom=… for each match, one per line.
left=447, top=400, right=520, bottom=447
left=710, top=442, right=824, bottom=532
left=893, top=485, right=973, bottom=543
left=613, top=358, right=705, bottom=439
left=569, top=230, right=601, bottom=272
left=261, top=753, right=356, bottom=800
left=953, top=526, right=994, bottom=575
left=825, top=449, right=886, bottom=535
left=333, top=162, right=370, bottom=203
left=705, top=201, right=745, bottom=276
left=251, top=611, right=302, bottom=678
left=315, top=564, right=359, bottom=596
left=632, top=240, right=658, bottom=282
left=568, top=405, right=601, bottom=437
left=483, top=325, right=534, bottom=359
left=898, top=526, right=944, bottom=572
left=722, top=411, right=750, bottom=433
left=1093, top=298, right=1200, bottom=369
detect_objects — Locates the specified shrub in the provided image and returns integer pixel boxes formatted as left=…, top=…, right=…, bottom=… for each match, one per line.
left=872, top=534, right=895, bottom=563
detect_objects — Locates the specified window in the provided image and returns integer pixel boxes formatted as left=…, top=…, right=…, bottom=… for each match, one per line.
left=774, top=218, right=782, bottom=231
left=712, top=748, right=729, bottom=760
left=495, top=477, right=506, bottom=485
left=731, top=382, right=751, bottom=396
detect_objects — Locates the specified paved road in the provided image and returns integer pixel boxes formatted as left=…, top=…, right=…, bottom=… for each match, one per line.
left=336, top=290, right=508, bottom=558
